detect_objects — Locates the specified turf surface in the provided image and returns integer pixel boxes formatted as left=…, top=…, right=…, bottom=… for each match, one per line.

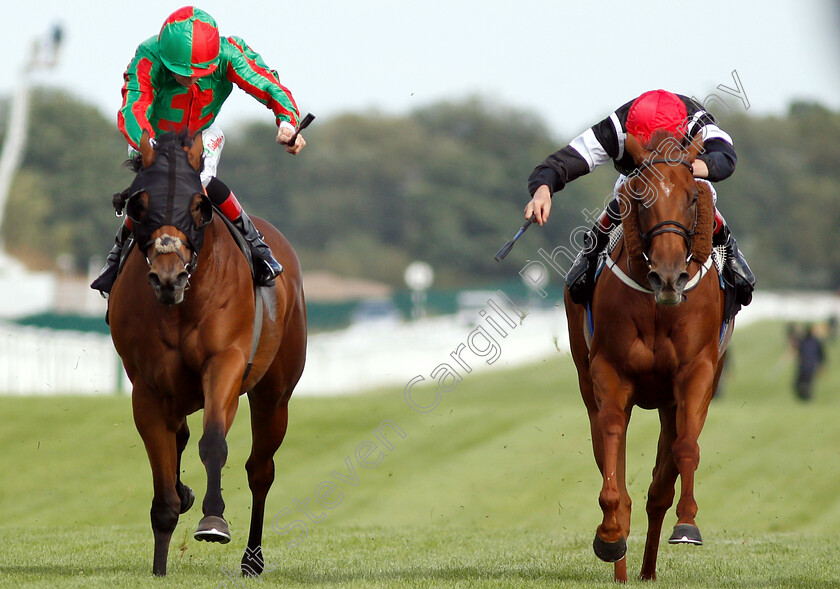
left=1, top=320, right=838, bottom=587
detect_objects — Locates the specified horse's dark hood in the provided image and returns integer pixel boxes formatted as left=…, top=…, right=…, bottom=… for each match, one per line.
left=126, top=140, right=210, bottom=253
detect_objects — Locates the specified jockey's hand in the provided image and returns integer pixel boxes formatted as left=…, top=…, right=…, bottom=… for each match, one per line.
left=276, top=123, right=306, bottom=155
left=525, top=185, right=552, bottom=226
left=691, top=157, right=709, bottom=178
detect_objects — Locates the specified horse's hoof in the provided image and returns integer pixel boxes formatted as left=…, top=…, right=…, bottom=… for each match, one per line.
left=194, top=516, right=231, bottom=544
left=593, top=533, right=627, bottom=562
left=241, top=545, right=265, bottom=577
left=668, top=523, right=703, bottom=545
left=178, top=485, right=195, bottom=514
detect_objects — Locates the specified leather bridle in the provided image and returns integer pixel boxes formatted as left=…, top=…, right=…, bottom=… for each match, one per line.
left=143, top=235, right=199, bottom=282
left=637, top=159, right=697, bottom=263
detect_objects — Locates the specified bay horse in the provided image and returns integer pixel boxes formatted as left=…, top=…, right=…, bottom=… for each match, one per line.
left=108, top=131, right=306, bottom=576
left=564, top=131, right=727, bottom=582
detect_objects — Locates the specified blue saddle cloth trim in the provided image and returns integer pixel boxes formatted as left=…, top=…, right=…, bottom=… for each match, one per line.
left=719, top=318, right=730, bottom=347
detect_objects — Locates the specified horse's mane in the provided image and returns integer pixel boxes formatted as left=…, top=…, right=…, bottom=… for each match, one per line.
left=124, top=153, right=142, bottom=173
left=122, top=130, right=202, bottom=174
left=618, top=180, right=644, bottom=263
left=691, top=180, right=714, bottom=263
left=643, top=129, right=679, bottom=151
left=155, top=130, right=193, bottom=150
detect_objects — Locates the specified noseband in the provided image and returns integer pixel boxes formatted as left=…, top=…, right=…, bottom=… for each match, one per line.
left=637, top=159, right=697, bottom=262
left=144, top=234, right=199, bottom=287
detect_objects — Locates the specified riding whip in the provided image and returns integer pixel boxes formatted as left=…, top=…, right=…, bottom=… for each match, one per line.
left=288, top=112, right=315, bottom=147
left=494, top=216, right=535, bottom=262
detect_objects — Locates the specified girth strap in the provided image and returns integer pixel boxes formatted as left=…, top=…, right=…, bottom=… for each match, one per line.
left=242, top=285, right=264, bottom=383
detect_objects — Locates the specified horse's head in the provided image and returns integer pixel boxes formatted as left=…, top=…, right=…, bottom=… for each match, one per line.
left=124, top=131, right=213, bottom=305
left=621, top=131, right=705, bottom=306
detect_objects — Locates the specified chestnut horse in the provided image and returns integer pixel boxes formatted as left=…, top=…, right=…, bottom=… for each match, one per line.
left=565, top=131, right=728, bottom=582
left=108, top=131, right=306, bottom=576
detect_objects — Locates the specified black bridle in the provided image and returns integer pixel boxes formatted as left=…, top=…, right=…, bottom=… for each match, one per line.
left=144, top=235, right=199, bottom=278
left=637, top=158, right=697, bottom=262
left=117, top=135, right=211, bottom=287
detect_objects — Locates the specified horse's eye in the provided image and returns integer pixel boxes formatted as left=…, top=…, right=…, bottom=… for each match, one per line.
left=126, top=194, right=148, bottom=222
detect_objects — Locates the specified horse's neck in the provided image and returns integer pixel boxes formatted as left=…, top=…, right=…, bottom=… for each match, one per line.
left=191, top=221, right=244, bottom=301
left=617, top=235, right=650, bottom=286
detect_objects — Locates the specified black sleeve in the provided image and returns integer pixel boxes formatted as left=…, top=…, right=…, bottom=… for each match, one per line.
left=697, top=138, right=737, bottom=182
left=527, top=108, right=626, bottom=197
left=527, top=146, right=591, bottom=196
left=681, top=95, right=738, bottom=182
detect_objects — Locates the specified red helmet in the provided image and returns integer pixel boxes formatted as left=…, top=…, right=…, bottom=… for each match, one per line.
left=626, top=90, right=688, bottom=145
left=158, top=6, right=220, bottom=77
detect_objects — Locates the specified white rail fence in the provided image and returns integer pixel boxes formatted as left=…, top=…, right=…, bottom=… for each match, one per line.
left=0, top=323, right=122, bottom=395
left=0, top=291, right=837, bottom=396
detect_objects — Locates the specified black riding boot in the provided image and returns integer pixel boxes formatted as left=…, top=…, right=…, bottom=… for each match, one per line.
left=566, top=225, right=612, bottom=305
left=232, top=210, right=283, bottom=286
left=715, top=223, right=755, bottom=306
left=90, top=221, right=131, bottom=295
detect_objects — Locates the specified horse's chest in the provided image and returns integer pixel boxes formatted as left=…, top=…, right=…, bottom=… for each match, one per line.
left=601, top=331, right=681, bottom=393
left=132, top=327, right=201, bottom=387
left=149, top=346, right=199, bottom=384
left=614, top=335, right=688, bottom=408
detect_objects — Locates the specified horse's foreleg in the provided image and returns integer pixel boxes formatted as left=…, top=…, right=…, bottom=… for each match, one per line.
left=241, top=394, right=290, bottom=577
left=590, top=359, right=632, bottom=567
left=195, top=351, right=244, bottom=543
left=175, top=421, right=195, bottom=515
left=133, top=393, right=182, bottom=576
left=593, top=401, right=631, bottom=564
left=588, top=402, right=632, bottom=583
left=613, top=423, right=631, bottom=584
left=670, top=360, right=715, bottom=545
left=640, top=406, right=679, bottom=581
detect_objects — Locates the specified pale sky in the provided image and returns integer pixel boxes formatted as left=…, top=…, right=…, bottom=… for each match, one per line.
left=5, top=1, right=840, bottom=139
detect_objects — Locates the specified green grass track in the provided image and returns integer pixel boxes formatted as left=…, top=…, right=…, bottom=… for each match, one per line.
left=1, top=320, right=838, bottom=587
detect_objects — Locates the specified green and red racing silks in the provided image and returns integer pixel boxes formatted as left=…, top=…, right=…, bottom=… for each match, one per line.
left=118, top=35, right=299, bottom=150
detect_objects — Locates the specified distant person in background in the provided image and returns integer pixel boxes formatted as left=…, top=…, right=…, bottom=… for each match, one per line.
left=793, top=324, right=826, bottom=401
left=90, top=6, right=305, bottom=295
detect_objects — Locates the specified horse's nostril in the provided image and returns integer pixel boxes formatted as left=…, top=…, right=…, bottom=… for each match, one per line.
left=175, top=272, right=190, bottom=290
left=647, top=271, right=664, bottom=290
left=148, top=272, right=162, bottom=288
left=675, top=272, right=690, bottom=290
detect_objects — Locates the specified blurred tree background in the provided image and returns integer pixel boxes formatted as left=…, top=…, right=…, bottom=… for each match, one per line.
left=1, top=88, right=837, bottom=290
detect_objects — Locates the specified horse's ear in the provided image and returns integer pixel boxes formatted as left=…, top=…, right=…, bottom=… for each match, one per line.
left=139, top=130, right=155, bottom=168
left=625, top=133, right=648, bottom=166
left=685, top=132, right=704, bottom=162
left=188, top=132, right=204, bottom=172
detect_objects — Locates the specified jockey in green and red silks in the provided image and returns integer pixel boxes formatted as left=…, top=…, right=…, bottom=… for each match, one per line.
left=117, top=12, right=300, bottom=150
left=93, top=6, right=306, bottom=295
